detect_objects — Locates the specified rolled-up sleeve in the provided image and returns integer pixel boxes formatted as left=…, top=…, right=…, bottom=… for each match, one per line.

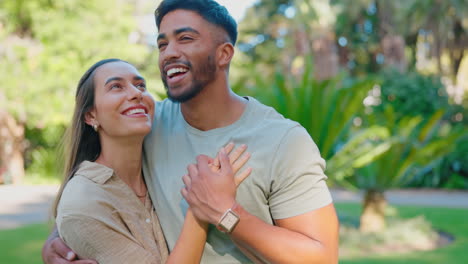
left=269, top=126, right=333, bottom=220
left=58, top=214, right=158, bottom=264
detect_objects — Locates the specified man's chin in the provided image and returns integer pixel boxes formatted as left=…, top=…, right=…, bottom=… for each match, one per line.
left=166, top=84, right=204, bottom=103
left=166, top=91, right=195, bottom=103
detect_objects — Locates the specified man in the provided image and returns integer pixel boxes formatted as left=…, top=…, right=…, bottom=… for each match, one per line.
left=42, top=0, right=339, bottom=263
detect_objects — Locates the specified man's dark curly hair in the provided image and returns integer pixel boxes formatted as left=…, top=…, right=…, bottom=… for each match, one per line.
left=154, top=0, right=238, bottom=45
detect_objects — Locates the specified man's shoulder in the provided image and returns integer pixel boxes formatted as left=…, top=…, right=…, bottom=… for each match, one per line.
left=154, top=98, right=180, bottom=121
left=245, top=96, right=301, bottom=131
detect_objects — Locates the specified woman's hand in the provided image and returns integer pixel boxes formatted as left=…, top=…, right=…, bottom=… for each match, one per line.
left=208, top=142, right=252, bottom=186
left=181, top=143, right=251, bottom=225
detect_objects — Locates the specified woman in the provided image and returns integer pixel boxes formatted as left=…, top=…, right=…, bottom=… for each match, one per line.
left=53, top=58, right=250, bottom=263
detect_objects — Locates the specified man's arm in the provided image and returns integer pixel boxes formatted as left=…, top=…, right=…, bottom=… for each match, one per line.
left=229, top=203, right=338, bottom=264
left=42, top=226, right=97, bottom=264
left=184, top=173, right=338, bottom=263
left=182, top=127, right=339, bottom=263
left=182, top=155, right=339, bottom=263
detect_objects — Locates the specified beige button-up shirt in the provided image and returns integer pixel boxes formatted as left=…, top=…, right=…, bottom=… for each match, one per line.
left=56, top=161, right=169, bottom=264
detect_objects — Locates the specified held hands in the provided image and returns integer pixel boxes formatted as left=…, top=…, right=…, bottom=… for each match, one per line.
left=181, top=143, right=251, bottom=225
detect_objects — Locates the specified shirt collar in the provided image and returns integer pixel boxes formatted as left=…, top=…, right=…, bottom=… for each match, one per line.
left=75, top=161, right=115, bottom=184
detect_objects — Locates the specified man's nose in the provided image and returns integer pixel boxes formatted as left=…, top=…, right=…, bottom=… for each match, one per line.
left=162, top=42, right=181, bottom=61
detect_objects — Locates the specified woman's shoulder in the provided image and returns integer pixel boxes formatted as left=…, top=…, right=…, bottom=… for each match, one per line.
left=57, top=161, right=115, bottom=217
left=74, top=160, right=115, bottom=184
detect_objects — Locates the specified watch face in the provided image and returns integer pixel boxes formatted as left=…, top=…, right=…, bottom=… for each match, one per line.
left=220, top=210, right=239, bottom=232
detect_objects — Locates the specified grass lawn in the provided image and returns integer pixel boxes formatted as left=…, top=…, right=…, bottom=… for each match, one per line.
left=336, top=203, right=468, bottom=264
left=0, top=204, right=467, bottom=263
left=0, top=223, right=51, bottom=264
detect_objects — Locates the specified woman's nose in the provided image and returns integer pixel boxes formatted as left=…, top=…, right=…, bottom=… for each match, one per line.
left=128, top=85, right=143, bottom=100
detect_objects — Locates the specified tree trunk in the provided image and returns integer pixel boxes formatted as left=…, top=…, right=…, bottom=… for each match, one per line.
left=311, top=32, right=339, bottom=80
left=0, top=110, right=25, bottom=184
left=360, top=189, right=387, bottom=233
left=381, top=34, right=407, bottom=73
left=377, top=0, right=407, bottom=73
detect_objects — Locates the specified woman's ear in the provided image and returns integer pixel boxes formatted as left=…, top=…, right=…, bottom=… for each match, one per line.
left=84, top=108, right=97, bottom=127
left=216, top=42, right=235, bottom=69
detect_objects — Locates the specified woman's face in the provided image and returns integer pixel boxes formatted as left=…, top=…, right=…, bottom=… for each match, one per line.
left=89, top=61, right=154, bottom=139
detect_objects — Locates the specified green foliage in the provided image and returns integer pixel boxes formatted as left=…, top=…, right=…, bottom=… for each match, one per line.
left=233, top=59, right=384, bottom=184
left=411, top=134, right=468, bottom=189
left=371, top=69, right=449, bottom=121
left=0, top=0, right=151, bottom=128
left=237, top=0, right=294, bottom=63
left=327, top=126, right=392, bottom=186
left=25, top=147, right=62, bottom=184
left=348, top=109, right=464, bottom=191
left=332, top=0, right=382, bottom=74
left=0, top=0, right=161, bottom=181
left=363, top=70, right=467, bottom=189
left=23, top=125, right=65, bottom=176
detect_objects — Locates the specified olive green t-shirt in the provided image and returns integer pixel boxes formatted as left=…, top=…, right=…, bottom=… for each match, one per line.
left=143, top=97, right=332, bottom=263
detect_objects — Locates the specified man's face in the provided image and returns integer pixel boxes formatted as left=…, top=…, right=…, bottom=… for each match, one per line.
left=157, top=10, right=218, bottom=102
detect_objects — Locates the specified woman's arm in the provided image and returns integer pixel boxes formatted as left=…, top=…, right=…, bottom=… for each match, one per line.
left=166, top=209, right=207, bottom=264
left=169, top=144, right=251, bottom=264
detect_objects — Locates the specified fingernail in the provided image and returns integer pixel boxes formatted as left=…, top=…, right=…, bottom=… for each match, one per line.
left=66, top=251, right=74, bottom=260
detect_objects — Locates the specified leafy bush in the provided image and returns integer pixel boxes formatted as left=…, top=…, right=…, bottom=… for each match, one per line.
left=24, top=125, right=65, bottom=184
left=349, top=109, right=464, bottom=190
left=409, top=133, right=468, bottom=189
left=371, top=69, right=449, bottom=121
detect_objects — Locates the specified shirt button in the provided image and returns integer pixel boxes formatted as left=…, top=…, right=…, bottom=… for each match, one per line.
left=146, top=218, right=150, bottom=223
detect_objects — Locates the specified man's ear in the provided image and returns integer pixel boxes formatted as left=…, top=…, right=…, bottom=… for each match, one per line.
left=84, top=108, right=97, bottom=126
left=216, top=42, right=235, bottom=69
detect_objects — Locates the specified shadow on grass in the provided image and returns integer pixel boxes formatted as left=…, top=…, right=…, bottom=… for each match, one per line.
left=336, top=203, right=468, bottom=264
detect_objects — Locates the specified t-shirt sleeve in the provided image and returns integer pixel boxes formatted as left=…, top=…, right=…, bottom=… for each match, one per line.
left=268, top=125, right=333, bottom=220
left=57, top=214, right=158, bottom=264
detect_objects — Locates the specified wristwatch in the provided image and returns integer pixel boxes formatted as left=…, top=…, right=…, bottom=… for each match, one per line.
left=216, top=206, right=240, bottom=233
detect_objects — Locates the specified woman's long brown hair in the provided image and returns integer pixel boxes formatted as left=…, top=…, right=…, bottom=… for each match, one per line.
left=52, top=58, right=126, bottom=217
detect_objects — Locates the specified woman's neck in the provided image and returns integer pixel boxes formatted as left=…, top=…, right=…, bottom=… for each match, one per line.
left=95, top=136, right=145, bottom=195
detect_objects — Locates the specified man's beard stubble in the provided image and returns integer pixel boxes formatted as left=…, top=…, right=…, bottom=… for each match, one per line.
left=163, top=55, right=217, bottom=103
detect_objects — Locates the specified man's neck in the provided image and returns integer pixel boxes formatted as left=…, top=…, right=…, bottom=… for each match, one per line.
left=180, top=87, right=247, bottom=131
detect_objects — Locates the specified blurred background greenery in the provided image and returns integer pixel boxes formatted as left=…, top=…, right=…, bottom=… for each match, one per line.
left=0, top=0, right=467, bottom=261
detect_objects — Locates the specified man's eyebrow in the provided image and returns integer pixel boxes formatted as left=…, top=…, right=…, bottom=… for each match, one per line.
left=174, top=27, right=200, bottom=36
left=157, top=27, right=199, bottom=42
left=157, top=33, right=166, bottom=42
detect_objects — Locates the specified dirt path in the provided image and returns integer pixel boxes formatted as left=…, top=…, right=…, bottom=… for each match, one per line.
left=0, top=185, right=59, bottom=230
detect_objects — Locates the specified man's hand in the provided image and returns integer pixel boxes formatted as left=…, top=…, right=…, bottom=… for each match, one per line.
left=181, top=146, right=251, bottom=225
left=42, top=236, right=97, bottom=264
